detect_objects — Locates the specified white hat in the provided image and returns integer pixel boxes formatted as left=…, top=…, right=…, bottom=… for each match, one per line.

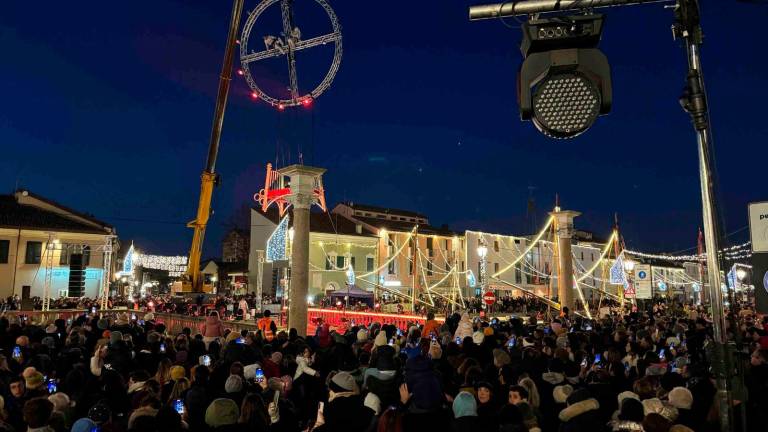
left=668, top=387, right=693, bottom=410
left=472, top=331, right=485, bottom=345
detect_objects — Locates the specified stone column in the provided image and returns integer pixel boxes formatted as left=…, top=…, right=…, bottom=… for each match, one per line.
left=281, top=165, right=325, bottom=336
left=550, top=210, right=581, bottom=312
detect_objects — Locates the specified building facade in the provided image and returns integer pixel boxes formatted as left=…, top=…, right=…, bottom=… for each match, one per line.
left=222, top=228, right=249, bottom=263
left=0, top=190, right=116, bottom=300
left=248, top=208, right=380, bottom=301
left=333, top=203, right=464, bottom=307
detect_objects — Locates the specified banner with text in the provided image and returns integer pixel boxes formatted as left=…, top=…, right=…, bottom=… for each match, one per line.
left=634, top=264, right=653, bottom=299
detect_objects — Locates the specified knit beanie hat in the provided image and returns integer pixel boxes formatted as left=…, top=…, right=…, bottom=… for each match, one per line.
left=452, top=391, right=478, bottom=418
left=71, top=418, right=97, bottom=432
left=553, top=384, right=573, bottom=404
left=48, top=392, right=71, bottom=411
left=205, top=398, right=239, bottom=427
left=23, top=368, right=44, bottom=390
left=472, top=331, right=485, bottom=345
left=668, top=387, right=693, bottom=410
left=374, top=331, right=388, bottom=347
left=225, top=375, right=244, bottom=393
left=271, top=351, right=283, bottom=365
left=357, top=329, right=369, bottom=343
left=170, top=366, right=186, bottom=381
left=329, top=371, right=358, bottom=394
left=242, top=363, right=262, bottom=380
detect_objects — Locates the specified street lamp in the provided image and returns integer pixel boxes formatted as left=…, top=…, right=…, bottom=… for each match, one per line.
left=477, top=241, right=489, bottom=296
left=735, top=268, right=747, bottom=281
left=624, top=259, right=636, bottom=272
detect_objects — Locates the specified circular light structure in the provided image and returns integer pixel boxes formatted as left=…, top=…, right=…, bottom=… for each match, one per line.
left=239, top=0, right=342, bottom=108
left=532, top=73, right=601, bottom=139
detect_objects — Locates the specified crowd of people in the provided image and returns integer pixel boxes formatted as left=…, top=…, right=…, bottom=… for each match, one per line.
left=1, top=299, right=768, bottom=432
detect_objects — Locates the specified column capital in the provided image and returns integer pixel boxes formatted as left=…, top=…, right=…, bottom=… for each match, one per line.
left=281, top=164, right=326, bottom=210
left=549, top=210, right=581, bottom=238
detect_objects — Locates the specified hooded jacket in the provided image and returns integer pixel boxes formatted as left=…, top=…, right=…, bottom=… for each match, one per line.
left=558, top=398, right=602, bottom=432
left=203, top=313, right=224, bottom=338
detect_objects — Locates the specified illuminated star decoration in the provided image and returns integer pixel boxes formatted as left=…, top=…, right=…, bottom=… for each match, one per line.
left=266, top=215, right=290, bottom=263
left=123, top=245, right=134, bottom=274
left=346, top=264, right=355, bottom=285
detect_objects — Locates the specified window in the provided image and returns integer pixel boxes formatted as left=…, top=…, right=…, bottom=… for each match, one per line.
left=60, top=244, right=70, bottom=265
left=580, top=251, right=584, bottom=260
left=409, top=257, right=413, bottom=275
left=0, top=240, right=9, bottom=263
left=350, top=256, right=356, bottom=270
left=83, top=245, right=91, bottom=266
left=365, top=212, right=372, bottom=217
left=444, top=239, right=449, bottom=250
left=591, top=253, right=595, bottom=261
left=514, top=239, right=521, bottom=244
left=427, top=260, right=433, bottom=276
left=377, top=214, right=386, bottom=219
left=426, top=237, right=433, bottom=250
left=25, top=241, right=42, bottom=264
left=388, top=260, right=396, bottom=275
left=366, top=256, right=375, bottom=272
left=494, top=240, right=499, bottom=252
left=460, top=261, right=464, bottom=272
left=494, top=262, right=499, bottom=273
left=336, top=255, right=345, bottom=269
left=326, top=254, right=335, bottom=270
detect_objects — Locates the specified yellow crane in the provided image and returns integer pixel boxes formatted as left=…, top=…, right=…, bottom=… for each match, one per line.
left=175, top=0, right=245, bottom=293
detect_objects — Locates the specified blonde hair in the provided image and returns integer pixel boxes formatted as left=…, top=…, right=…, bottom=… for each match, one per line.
left=518, top=377, right=540, bottom=408
left=168, top=378, right=191, bottom=403
left=155, top=358, right=172, bottom=385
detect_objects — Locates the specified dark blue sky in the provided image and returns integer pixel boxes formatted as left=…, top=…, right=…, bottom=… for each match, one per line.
left=1, top=1, right=765, bottom=257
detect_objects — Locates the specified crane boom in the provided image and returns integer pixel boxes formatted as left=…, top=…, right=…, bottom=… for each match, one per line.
left=178, top=0, right=245, bottom=293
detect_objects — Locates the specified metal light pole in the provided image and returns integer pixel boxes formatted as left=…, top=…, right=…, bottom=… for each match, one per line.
left=477, top=239, right=488, bottom=311
left=468, top=1, right=733, bottom=430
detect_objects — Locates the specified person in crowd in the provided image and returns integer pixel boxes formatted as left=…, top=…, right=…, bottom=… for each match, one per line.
left=0, top=297, right=762, bottom=432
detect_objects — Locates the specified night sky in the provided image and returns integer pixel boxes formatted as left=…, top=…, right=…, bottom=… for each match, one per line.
left=1, top=1, right=766, bottom=257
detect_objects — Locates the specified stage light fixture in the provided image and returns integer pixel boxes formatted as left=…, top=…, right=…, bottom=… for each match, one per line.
left=518, top=14, right=612, bottom=139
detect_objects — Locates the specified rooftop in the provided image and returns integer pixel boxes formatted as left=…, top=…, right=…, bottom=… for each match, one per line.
left=340, top=202, right=427, bottom=219
left=257, top=207, right=378, bottom=237
left=0, top=191, right=113, bottom=235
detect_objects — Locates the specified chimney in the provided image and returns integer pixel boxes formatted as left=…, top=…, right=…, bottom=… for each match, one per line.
left=355, top=224, right=362, bottom=234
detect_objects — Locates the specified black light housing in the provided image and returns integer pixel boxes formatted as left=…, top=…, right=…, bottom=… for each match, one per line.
left=518, top=14, right=612, bottom=139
